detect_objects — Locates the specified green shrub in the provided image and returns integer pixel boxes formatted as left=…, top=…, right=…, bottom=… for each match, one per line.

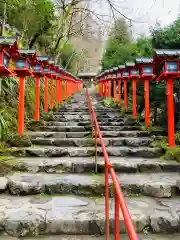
left=164, top=146, right=180, bottom=162
left=175, top=132, right=180, bottom=145
left=0, top=110, right=7, bottom=142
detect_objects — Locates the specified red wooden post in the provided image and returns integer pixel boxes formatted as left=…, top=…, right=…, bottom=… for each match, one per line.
left=56, top=79, right=60, bottom=104
left=59, top=80, right=62, bottom=104
left=114, top=79, right=116, bottom=103
left=109, top=80, right=111, bottom=98
left=18, top=76, right=25, bottom=134
left=144, top=79, right=150, bottom=127
left=114, top=192, right=120, bottom=240
left=167, top=79, right=175, bottom=147
left=124, top=79, right=128, bottom=111
left=118, top=79, right=121, bottom=106
left=132, top=79, right=137, bottom=119
left=50, top=77, right=54, bottom=109
left=34, top=76, right=40, bottom=121
left=44, top=76, right=48, bottom=112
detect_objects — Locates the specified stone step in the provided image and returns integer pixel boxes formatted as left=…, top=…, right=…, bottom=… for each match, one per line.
left=31, top=137, right=153, bottom=147
left=39, top=126, right=91, bottom=132
left=12, top=146, right=162, bottom=158
left=39, top=126, right=142, bottom=132
left=3, top=234, right=178, bottom=240
left=58, top=108, right=117, bottom=112
left=29, top=131, right=91, bottom=139
left=6, top=156, right=180, bottom=174
left=54, top=112, right=89, bottom=115
left=5, top=172, right=180, bottom=197
left=48, top=115, right=91, bottom=121
left=45, top=121, right=90, bottom=127
left=28, top=131, right=151, bottom=139
left=0, top=194, right=179, bottom=237
left=100, top=126, right=142, bottom=131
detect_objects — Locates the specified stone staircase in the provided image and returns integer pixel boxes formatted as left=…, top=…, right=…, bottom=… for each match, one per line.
left=0, top=92, right=180, bottom=239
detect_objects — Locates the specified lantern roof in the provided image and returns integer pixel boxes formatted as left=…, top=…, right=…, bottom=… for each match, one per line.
left=113, top=67, right=118, bottom=72
left=0, top=37, right=17, bottom=46
left=126, top=62, right=135, bottom=67
left=18, top=49, right=36, bottom=56
left=135, top=57, right=153, bottom=64
left=37, top=56, right=48, bottom=62
left=48, top=60, right=55, bottom=65
left=155, top=49, right=180, bottom=56
left=118, top=65, right=125, bottom=69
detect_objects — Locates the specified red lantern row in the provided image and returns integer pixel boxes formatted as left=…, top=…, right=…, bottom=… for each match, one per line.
left=97, top=50, right=180, bottom=147
left=0, top=37, right=83, bottom=134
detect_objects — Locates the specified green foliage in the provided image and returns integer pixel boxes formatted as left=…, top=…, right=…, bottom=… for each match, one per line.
left=0, top=110, right=8, bottom=142
left=164, top=146, right=180, bottom=162
left=175, top=132, right=180, bottom=145
left=102, top=18, right=132, bottom=70
left=151, top=17, right=180, bottom=49
left=0, top=0, right=54, bottom=47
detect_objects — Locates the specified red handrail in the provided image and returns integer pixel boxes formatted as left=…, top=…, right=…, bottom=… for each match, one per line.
left=86, top=87, right=139, bottom=240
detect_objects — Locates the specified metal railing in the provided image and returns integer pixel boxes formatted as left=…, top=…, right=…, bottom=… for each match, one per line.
left=86, top=87, right=138, bottom=240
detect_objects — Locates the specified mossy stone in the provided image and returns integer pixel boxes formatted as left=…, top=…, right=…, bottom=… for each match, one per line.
left=8, top=133, right=31, bottom=147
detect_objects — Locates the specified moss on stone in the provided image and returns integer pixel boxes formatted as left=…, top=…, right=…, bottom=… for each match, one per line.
left=164, top=146, right=180, bottom=162
left=7, top=133, right=31, bottom=147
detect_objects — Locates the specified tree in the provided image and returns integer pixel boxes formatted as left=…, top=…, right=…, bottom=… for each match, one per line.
left=151, top=16, right=180, bottom=49
left=102, top=18, right=132, bottom=70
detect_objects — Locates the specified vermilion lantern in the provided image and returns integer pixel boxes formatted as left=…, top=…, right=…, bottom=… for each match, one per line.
left=135, top=58, right=155, bottom=127
left=104, top=70, right=110, bottom=98
left=154, top=49, right=180, bottom=147
left=126, top=62, right=140, bottom=118
left=36, top=56, right=49, bottom=113
left=112, top=67, right=118, bottom=103
left=116, top=67, right=122, bottom=106
left=14, top=49, right=36, bottom=76
left=32, top=57, right=45, bottom=121
left=14, top=49, right=36, bottom=135
left=0, top=37, right=18, bottom=76
left=48, top=60, right=56, bottom=109
left=119, top=65, right=127, bottom=110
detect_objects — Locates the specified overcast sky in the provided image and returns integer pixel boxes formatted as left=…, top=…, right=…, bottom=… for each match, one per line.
left=94, top=0, right=180, bottom=38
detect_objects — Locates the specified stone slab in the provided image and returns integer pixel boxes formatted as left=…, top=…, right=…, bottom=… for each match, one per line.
left=10, top=146, right=162, bottom=158
left=30, top=137, right=152, bottom=147
left=5, top=156, right=180, bottom=174
left=0, top=195, right=179, bottom=237
left=6, top=172, right=180, bottom=197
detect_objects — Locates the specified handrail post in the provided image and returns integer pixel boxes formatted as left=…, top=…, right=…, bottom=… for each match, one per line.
left=95, top=124, right=98, bottom=173
left=115, top=191, right=120, bottom=240
left=105, top=161, right=109, bottom=240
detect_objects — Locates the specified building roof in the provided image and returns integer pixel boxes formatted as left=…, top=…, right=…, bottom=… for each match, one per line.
left=77, top=72, right=97, bottom=78
left=155, top=49, right=180, bottom=56
left=126, top=62, right=135, bottom=67
left=135, top=57, right=153, bottom=64
left=0, top=37, right=17, bottom=46
left=19, top=49, right=36, bottom=56
left=118, top=65, right=125, bottom=69
left=37, top=56, right=49, bottom=62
